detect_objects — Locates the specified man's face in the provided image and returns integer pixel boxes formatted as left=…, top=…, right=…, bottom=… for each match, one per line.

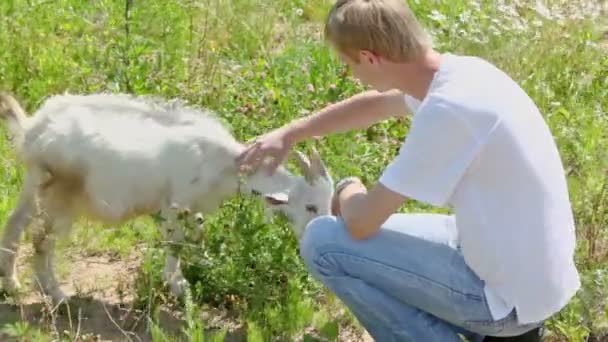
left=337, top=49, right=390, bottom=91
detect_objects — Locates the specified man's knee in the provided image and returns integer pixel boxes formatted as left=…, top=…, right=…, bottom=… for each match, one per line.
left=300, top=215, right=344, bottom=266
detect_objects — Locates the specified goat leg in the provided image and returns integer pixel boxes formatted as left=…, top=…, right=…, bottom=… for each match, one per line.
left=32, top=212, right=71, bottom=305
left=160, top=205, right=190, bottom=298
left=0, top=174, right=37, bottom=295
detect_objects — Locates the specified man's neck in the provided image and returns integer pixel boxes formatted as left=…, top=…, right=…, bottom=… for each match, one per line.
left=392, top=49, right=443, bottom=101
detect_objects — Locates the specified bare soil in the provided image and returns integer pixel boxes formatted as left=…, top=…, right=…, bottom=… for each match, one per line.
left=0, top=245, right=372, bottom=341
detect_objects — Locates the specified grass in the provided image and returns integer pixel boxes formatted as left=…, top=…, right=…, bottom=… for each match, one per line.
left=0, top=0, right=607, bottom=340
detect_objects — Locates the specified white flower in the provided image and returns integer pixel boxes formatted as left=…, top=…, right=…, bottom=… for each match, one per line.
left=534, top=0, right=553, bottom=19
left=469, top=1, right=481, bottom=12
left=488, top=25, right=501, bottom=36
left=429, top=10, right=446, bottom=23
left=458, top=11, right=470, bottom=24
left=512, top=20, right=528, bottom=32
left=295, top=8, right=303, bottom=17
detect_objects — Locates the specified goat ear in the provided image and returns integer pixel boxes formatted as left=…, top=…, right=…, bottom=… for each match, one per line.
left=264, top=192, right=289, bottom=206
left=310, top=146, right=330, bottom=181
left=291, top=150, right=315, bottom=183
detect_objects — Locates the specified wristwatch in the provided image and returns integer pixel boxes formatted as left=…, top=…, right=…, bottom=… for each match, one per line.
left=335, top=176, right=362, bottom=196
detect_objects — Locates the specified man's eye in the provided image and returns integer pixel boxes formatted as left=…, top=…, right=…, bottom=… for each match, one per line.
left=306, top=205, right=318, bottom=214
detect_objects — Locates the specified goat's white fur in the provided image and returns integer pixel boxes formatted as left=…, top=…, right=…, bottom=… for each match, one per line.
left=0, top=92, right=333, bottom=303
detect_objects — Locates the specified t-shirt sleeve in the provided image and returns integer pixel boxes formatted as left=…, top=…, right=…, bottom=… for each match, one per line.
left=404, top=94, right=420, bottom=113
left=379, top=97, right=501, bottom=207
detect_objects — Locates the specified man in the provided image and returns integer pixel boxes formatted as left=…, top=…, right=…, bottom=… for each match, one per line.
left=237, top=0, right=580, bottom=340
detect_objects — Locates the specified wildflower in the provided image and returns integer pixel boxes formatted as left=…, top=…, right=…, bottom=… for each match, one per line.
left=458, top=11, right=471, bottom=24
left=512, top=19, right=528, bottom=32
left=429, top=10, right=446, bottom=23
left=266, top=90, right=275, bottom=100
left=469, top=1, right=481, bottom=12
left=497, top=3, right=519, bottom=18
left=489, top=25, right=501, bottom=36
left=534, top=0, right=553, bottom=19
left=550, top=101, right=561, bottom=108
left=295, top=8, right=303, bottom=17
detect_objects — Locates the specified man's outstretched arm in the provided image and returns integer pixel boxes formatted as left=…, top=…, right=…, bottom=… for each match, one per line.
left=237, top=89, right=410, bottom=174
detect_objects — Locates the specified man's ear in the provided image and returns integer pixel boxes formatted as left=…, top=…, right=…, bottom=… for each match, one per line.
left=359, top=49, right=379, bottom=65
left=264, top=192, right=289, bottom=206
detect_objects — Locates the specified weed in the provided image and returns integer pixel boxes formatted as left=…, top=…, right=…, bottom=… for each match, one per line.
left=0, top=0, right=606, bottom=340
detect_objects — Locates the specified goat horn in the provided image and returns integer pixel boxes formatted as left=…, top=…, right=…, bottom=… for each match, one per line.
left=291, top=150, right=315, bottom=183
left=310, top=146, right=329, bottom=180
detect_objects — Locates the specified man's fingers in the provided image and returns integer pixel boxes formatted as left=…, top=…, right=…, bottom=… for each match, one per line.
left=245, top=153, right=266, bottom=174
left=237, top=143, right=261, bottom=167
left=239, top=145, right=268, bottom=173
left=236, top=147, right=250, bottom=164
left=265, top=156, right=283, bottom=176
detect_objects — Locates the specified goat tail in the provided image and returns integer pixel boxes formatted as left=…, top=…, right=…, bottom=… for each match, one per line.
left=0, top=92, right=27, bottom=144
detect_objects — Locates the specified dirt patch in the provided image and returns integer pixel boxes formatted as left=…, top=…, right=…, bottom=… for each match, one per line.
left=0, top=246, right=372, bottom=341
left=5, top=243, right=143, bottom=306
left=0, top=298, right=185, bottom=341
left=601, top=30, right=608, bottom=51
left=0, top=247, right=243, bottom=341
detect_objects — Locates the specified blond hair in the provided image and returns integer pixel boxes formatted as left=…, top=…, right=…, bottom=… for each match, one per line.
left=324, top=0, right=432, bottom=62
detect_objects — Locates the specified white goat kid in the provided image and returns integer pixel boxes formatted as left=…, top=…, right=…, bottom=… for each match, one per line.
left=0, top=93, right=334, bottom=304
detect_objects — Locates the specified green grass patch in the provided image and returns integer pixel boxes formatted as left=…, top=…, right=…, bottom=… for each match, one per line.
left=0, top=0, right=606, bottom=340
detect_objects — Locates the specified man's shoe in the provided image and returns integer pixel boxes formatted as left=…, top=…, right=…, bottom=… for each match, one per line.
left=482, top=326, right=543, bottom=342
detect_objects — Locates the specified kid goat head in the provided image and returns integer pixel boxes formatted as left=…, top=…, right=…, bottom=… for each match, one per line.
left=260, top=148, right=334, bottom=239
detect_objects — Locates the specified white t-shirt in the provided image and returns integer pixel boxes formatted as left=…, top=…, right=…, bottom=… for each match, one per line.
left=379, top=53, right=580, bottom=325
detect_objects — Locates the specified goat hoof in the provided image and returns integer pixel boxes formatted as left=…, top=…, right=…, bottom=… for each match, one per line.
left=49, top=290, right=70, bottom=307
left=168, top=278, right=190, bottom=297
left=0, top=256, right=14, bottom=278
left=36, top=285, right=68, bottom=306
left=2, top=276, right=22, bottom=295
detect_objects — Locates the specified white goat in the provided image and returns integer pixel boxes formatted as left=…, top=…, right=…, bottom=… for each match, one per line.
left=0, top=92, right=334, bottom=304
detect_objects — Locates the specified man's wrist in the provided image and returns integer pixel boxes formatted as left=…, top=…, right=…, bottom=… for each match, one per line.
left=335, top=177, right=363, bottom=196
left=284, top=118, right=308, bottom=145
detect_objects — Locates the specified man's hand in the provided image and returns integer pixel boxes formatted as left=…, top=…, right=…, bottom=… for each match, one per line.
left=236, top=126, right=296, bottom=175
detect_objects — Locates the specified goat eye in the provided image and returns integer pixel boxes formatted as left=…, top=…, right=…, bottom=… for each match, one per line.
left=305, top=205, right=318, bottom=214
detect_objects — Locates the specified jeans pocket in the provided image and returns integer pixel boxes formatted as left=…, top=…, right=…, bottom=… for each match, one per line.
left=463, top=306, right=525, bottom=336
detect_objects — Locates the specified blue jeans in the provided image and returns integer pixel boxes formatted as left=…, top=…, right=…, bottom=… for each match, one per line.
left=299, top=214, right=542, bottom=341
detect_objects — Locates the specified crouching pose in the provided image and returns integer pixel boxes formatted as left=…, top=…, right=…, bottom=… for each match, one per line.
left=237, top=0, right=580, bottom=341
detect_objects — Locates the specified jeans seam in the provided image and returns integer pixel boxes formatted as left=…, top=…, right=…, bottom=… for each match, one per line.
left=315, top=249, right=485, bottom=303
left=463, top=296, right=515, bottom=330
